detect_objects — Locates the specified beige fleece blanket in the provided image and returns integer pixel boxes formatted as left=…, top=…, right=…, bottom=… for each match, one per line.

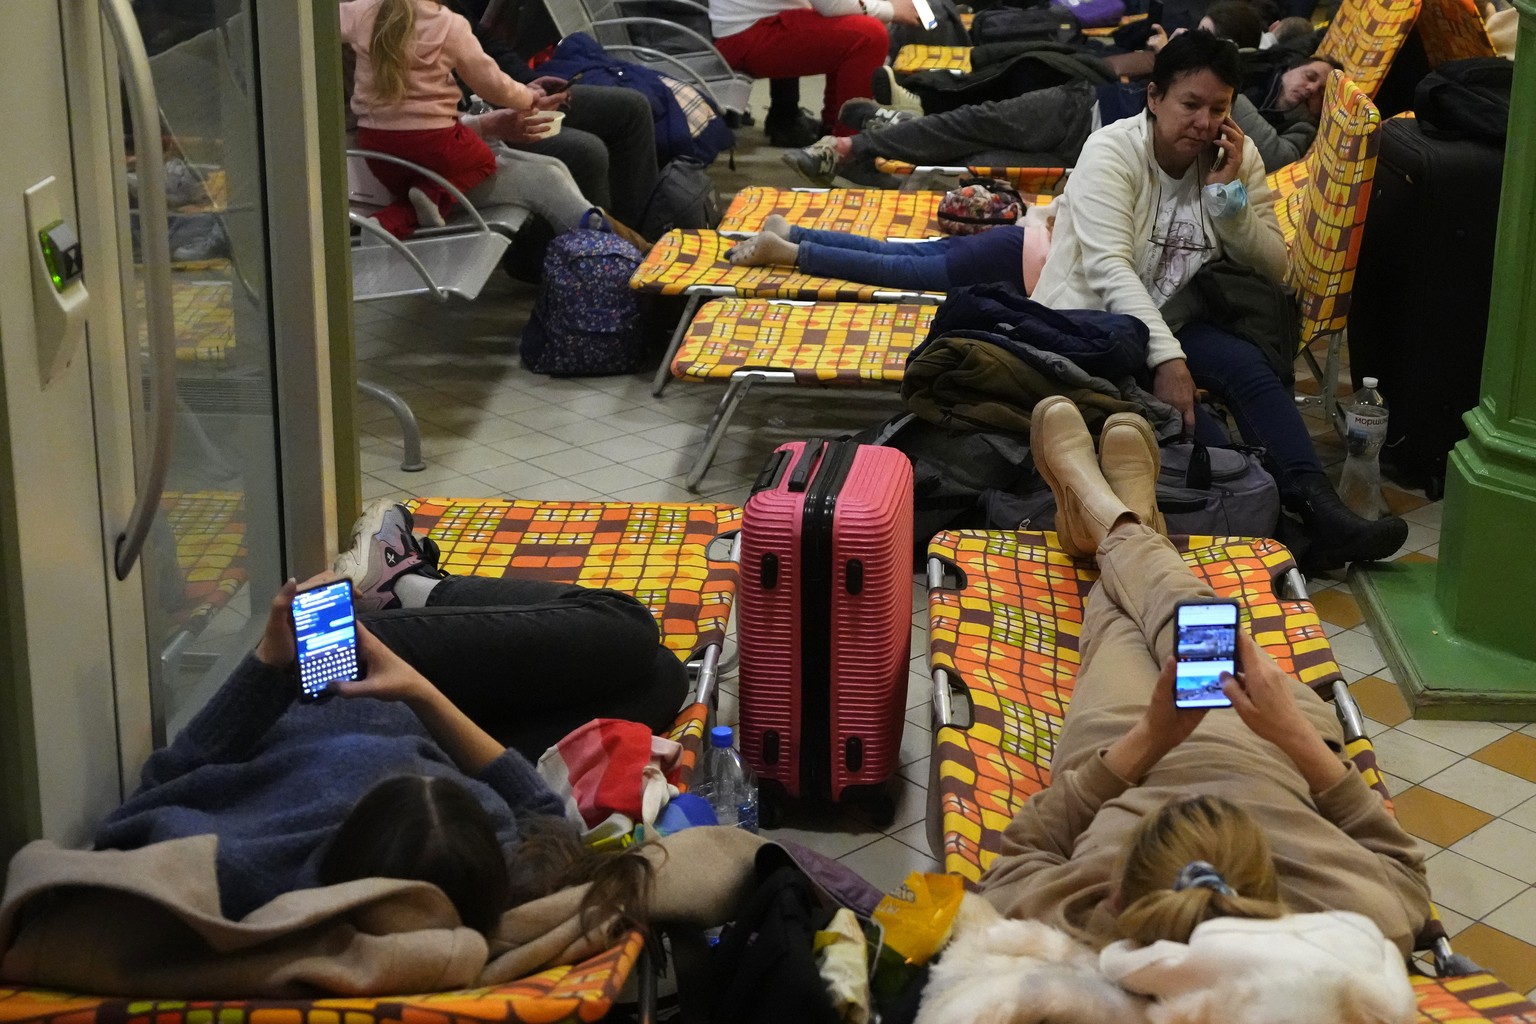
left=1, top=827, right=766, bottom=998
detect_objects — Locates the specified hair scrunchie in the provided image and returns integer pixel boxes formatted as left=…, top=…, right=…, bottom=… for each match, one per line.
left=1173, top=860, right=1235, bottom=897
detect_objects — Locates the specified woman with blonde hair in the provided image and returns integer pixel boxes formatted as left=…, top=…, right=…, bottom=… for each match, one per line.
left=969, top=396, right=1428, bottom=1019
left=342, top=0, right=647, bottom=247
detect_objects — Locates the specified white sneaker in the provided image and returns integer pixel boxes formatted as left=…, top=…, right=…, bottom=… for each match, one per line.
left=872, top=66, right=925, bottom=116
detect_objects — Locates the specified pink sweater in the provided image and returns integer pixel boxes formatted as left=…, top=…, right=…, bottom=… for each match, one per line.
left=341, top=0, right=535, bottom=130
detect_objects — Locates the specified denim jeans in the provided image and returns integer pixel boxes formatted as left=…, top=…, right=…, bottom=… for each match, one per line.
left=792, top=224, right=1026, bottom=292
left=1179, top=321, right=1322, bottom=493
left=364, top=578, right=689, bottom=761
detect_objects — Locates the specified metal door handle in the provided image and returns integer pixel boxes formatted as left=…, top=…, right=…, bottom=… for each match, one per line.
left=101, top=0, right=177, bottom=580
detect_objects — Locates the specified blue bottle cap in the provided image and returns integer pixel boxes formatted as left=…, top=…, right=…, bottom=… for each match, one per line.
left=710, top=725, right=734, bottom=748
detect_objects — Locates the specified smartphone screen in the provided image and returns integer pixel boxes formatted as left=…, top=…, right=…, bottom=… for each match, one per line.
left=1174, top=600, right=1238, bottom=709
left=292, top=579, right=360, bottom=701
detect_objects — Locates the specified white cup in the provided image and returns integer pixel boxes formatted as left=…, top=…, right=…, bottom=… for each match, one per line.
left=528, top=110, right=565, bottom=138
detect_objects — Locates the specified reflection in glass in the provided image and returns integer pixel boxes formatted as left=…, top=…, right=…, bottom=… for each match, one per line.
left=121, top=1, right=284, bottom=743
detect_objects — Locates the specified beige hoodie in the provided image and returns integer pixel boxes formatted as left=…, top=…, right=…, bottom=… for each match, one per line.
left=341, top=0, right=534, bottom=130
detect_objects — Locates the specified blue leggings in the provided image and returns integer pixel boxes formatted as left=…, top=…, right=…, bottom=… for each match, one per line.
left=1181, top=321, right=1321, bottom=492
left=791, top=224, right=1026, bottom=292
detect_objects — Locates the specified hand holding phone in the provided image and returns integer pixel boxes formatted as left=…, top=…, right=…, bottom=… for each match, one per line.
left=1173, top=599, right=1239, bottom=709
left=291, top=578, right=363, bottom=701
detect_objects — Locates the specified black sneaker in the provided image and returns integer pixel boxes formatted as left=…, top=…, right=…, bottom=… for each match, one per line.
left=764, top=108, right=824, bottom=148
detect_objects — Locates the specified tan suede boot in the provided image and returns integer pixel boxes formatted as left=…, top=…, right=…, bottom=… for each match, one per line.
left=1030, top=396, right=1134, bottom=559
left=1098, top=413, right=1166, bottom=536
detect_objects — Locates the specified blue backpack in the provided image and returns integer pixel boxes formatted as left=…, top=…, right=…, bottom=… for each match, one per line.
left=520, top=228, right=644, bottom=376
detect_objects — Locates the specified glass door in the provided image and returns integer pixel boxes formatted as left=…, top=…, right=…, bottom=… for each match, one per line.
left=114, top=0, right=287, bottom=742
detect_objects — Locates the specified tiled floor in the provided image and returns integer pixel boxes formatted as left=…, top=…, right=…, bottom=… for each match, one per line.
left=350, top=86, right=1536, bottom=999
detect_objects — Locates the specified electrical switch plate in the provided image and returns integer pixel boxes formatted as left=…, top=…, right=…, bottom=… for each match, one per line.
left=25, top=176, right=89, bottom=389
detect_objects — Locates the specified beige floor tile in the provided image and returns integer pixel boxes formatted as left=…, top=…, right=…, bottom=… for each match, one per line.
left=1311, top=588, right=1364, bottom=629
left=1391, top=787, right=1493, bottom=848
left=1483, top=886, right=1536, bottom=947
left=1396, top=718, right=1517, bottom=756
left=1380, top=770, right=1413, bottom=796
left=1473, top=732, right=1536, bottom=784
left=528, top=447, right=613, bottom=477
left=1351, top=675, right=1411, bottom=727
left=1423, top=850, right=1527, bottom=918
left=762, top=812, right=880, bottom=861
left=568, top=463, right=659, bottom=496
left=1383, top=487, right=1430, bottom=516
left=428, top=444, right=520, bottom=476
left=1446, top=923, right=1536, bottom=993
left=837, top=836, right=940, bottom=895
left=469, top=460, right=558, bottom=495
left=1449, top=819, right=1536, bottom=884
left=1369, top=729, right=1464, bottom=783
left=890, top=819, right=940, bottom=860
left=489, top=431, right=571, bottom=460
left=900, top=717, right=931, bottom=767
left=1422, top=759, right=1536, bottom=816
left=1328, top=627, right=1387, bottom=676
left=1505, top=795, right=1536, bottom=833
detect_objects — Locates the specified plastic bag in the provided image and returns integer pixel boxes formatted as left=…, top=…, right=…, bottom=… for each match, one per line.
left=872, top=872, right=966, bottom=965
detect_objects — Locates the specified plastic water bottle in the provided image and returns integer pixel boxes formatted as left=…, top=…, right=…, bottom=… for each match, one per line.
left=694, top=726, right=759, bottom=833
left=1340, top=377, right=1390, bottom=520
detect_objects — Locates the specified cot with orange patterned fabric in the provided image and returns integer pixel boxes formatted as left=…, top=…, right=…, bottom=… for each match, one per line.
left=0, top=500, right=742, bottom=1024
left=630, top=229, right=946, bottom=398
left=671, top=299, right=938, bottom=491
left=719, top=185, right=1052, bottom=239
left=921, top=529, right=1536, bottom=1022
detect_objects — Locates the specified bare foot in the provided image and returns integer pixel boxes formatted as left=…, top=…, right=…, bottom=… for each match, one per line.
left=727, top=231, right=799, bottom=267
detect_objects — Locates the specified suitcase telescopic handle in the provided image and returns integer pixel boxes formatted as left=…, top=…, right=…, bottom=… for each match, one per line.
left=787, top=438, right=826, bottom=492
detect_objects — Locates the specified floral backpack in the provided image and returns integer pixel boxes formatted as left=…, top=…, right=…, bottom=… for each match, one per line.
left=936, top=178, right=1026, bottom=236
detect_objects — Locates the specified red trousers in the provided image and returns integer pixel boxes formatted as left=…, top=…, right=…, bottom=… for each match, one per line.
left=714, top=9, right=889, bottom=136
left=356, top=122, right=497, bottom=238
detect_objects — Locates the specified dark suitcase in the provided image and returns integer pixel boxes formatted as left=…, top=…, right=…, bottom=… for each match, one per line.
left=1347, top=115, right=1503, bottom=497
left=737, top=440, right=914, bottom=811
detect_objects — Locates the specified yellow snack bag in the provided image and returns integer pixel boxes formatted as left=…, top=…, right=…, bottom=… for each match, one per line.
left=871, top=872, right=965, bottom=966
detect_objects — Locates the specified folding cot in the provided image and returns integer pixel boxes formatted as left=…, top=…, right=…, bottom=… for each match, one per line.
left=1315, top=0, right=1423, bottom=100
left=891, top=15, right=1148, bottom=74
left=0, top=499, right=743, bottom=1024
left=630, top=229, right=947, bottom=396
left=719, top=185, right=950, bottom=239
left=922, top=529, right=1536, bottom=1022
left=1415, top=0, right=1497, bottom=65
left=1269, top=71, right=1383, bottom=426
left=874, top=163, right=1070, bottom=196
left=672, top=299, right=938, bottom=489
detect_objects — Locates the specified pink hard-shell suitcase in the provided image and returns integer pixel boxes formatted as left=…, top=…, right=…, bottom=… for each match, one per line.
left=737, top=439, right=914, bottom=810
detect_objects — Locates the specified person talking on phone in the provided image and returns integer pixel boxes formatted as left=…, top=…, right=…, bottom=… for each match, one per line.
left=972, top=396, right=1430, bottom=979
left=92, top=500, right=680, bottom=929
left=1030, top=30, right=1407, bottom=570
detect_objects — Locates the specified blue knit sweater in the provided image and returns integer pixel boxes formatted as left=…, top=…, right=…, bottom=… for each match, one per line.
left=94, top=653, right=566, bottom=921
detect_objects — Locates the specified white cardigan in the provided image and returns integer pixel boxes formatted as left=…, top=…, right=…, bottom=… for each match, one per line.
left=1030, top=112, right=1288, bottom=370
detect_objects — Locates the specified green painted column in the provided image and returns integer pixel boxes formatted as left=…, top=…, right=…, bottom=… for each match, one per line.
left=1352, top=3, right=1536, bottom=719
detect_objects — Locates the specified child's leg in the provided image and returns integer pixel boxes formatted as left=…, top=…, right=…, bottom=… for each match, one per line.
left=355, top=124, right=498, bottom=231
left=794, top=232, right=955, bottom=291
left=405, top=121, right=499, bottom=218
left=463, top=147, right=595, bottom=232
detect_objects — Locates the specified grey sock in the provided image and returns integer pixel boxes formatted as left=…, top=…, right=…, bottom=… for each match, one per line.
left=762, top=214, right=793, bottom=239
left=393, top=573, right=441, bottom=609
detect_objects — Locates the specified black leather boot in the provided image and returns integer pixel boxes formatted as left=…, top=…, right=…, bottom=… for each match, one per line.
left=1284, top=471, right=1409, bottom=570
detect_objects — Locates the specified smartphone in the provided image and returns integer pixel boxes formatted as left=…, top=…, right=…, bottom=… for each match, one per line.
left=911, top=0, right=940, bottom=30
left=1173, top=599, right=1239, bottom=709
left=291, top=578, right=362, bottom=701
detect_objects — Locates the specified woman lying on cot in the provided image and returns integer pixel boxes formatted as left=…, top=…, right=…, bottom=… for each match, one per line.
left=970, top=397, right=1430, bottom=1013
left=93, top=500, right=679, bottom=929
